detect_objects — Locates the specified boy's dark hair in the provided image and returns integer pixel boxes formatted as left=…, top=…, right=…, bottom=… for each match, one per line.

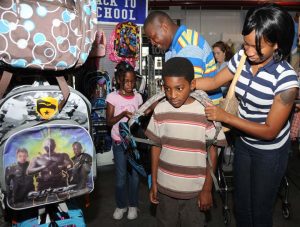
left=242, top=3, right=294, bottom=62
left=162, top=57, right=194, bottom=83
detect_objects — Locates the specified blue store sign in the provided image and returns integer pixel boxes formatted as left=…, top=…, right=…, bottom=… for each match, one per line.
left=97, top=0, right=148, bottom=26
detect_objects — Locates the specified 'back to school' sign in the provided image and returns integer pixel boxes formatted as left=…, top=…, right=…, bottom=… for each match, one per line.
left=97, top=0, right=148, bottom=26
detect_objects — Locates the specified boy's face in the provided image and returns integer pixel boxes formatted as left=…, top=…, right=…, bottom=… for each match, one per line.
left=163, top=76, right=195, bottom=108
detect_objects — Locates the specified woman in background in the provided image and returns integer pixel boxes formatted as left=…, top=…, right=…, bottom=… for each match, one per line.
left=212, top=41, right=234, bottom=96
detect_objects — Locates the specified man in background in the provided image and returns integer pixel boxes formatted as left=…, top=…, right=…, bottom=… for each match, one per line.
left=144, top=11, right=222, bottom=105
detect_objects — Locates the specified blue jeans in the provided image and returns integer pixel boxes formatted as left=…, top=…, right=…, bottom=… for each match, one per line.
left=113, top=141, right=139, bottom=208
left=233, top=138, right=289, bottom=227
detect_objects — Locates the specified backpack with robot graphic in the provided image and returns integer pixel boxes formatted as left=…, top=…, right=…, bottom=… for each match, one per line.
left=83, top=71, right=112, bottom=153
left=0, top=0, right=98, bottom=212
left=108, top=21, right=140, bottom=67
left=0, top=82, right=96, bottom=210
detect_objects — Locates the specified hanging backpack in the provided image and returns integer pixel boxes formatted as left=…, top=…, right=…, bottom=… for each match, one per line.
left=0, top=0, right=98, bottom=109
left=0, top=82, right=96, bottom=210
left=83, top=71, right=111, bottom=110
left=0, top=0, right=97, bottom=71
left=114, top=22, right=139, bottom=58
left=108, top=22, right=140, bottom=68
left=83, top=71, right=112, bottom=153
left=0, top=0, right=98, bottom=212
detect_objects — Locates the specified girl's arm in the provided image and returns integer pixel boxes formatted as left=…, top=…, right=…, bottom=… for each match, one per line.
left=206, top=88, right=298, bottom=140
left=194, top=67, right=234, bottom=91
left=106, top=102, right=131, bottom=127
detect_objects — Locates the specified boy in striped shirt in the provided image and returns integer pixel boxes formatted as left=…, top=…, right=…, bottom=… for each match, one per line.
left=145, top=57, right=226, bottom=226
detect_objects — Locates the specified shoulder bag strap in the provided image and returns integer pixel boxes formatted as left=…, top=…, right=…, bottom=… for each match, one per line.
left=224, top=52, right=247, bottom=106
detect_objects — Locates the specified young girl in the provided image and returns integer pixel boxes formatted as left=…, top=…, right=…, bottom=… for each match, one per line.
left=106, top=62, right=143, bottom=220
left=195, top=4, right=298, bottom=227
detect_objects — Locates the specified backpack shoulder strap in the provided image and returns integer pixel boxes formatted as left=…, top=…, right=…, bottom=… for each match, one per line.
left=190, top=89, right=222, bottom=146
left=129, top=89, right=222, bottom=142
left=128, top=91, right=165, bottom=127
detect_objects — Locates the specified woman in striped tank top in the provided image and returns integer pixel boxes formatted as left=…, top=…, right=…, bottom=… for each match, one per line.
left=195, top=4, right=299, bottom=227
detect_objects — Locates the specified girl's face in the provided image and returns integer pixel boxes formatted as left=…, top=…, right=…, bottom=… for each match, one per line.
left=213, top=46, right=225, bottom=64
left=243, top=30, right=277, bottom=65
left=121, top=71, right=136, bottom=95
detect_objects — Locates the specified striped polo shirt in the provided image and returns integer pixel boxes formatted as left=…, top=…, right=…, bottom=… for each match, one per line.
left=165, top=25, right=223, bottom=105
left=145, top=100, right=227, bottom=199
left=228, top=49, right=299, bottom=150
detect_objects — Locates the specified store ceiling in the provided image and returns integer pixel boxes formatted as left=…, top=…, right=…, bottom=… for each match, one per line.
left=148, top=0, right=300, bottom=10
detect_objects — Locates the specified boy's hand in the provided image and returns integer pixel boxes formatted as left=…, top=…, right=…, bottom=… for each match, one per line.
left=198, top=190, right=213, bottom=211
left=149, top=183, right=159, bottom=204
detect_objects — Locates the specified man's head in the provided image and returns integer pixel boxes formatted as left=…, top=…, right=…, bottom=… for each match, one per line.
left=16, top=148, right=28, bottom=164
left=72, top=142, right=83, bottom=157
left=144, top=11, right=177, bottom=51
left=162, top=57, right=195, bottom=108
left=43, top=138, right=56, bottom=154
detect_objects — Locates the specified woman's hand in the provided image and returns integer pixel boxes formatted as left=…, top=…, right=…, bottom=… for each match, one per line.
left=205, top=102, right=227, bottom=122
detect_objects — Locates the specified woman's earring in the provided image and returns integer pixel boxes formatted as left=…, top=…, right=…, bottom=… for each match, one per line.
left=122, top=89, right=126, bottom=95
left=273, top=49, right=283, bottom=62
